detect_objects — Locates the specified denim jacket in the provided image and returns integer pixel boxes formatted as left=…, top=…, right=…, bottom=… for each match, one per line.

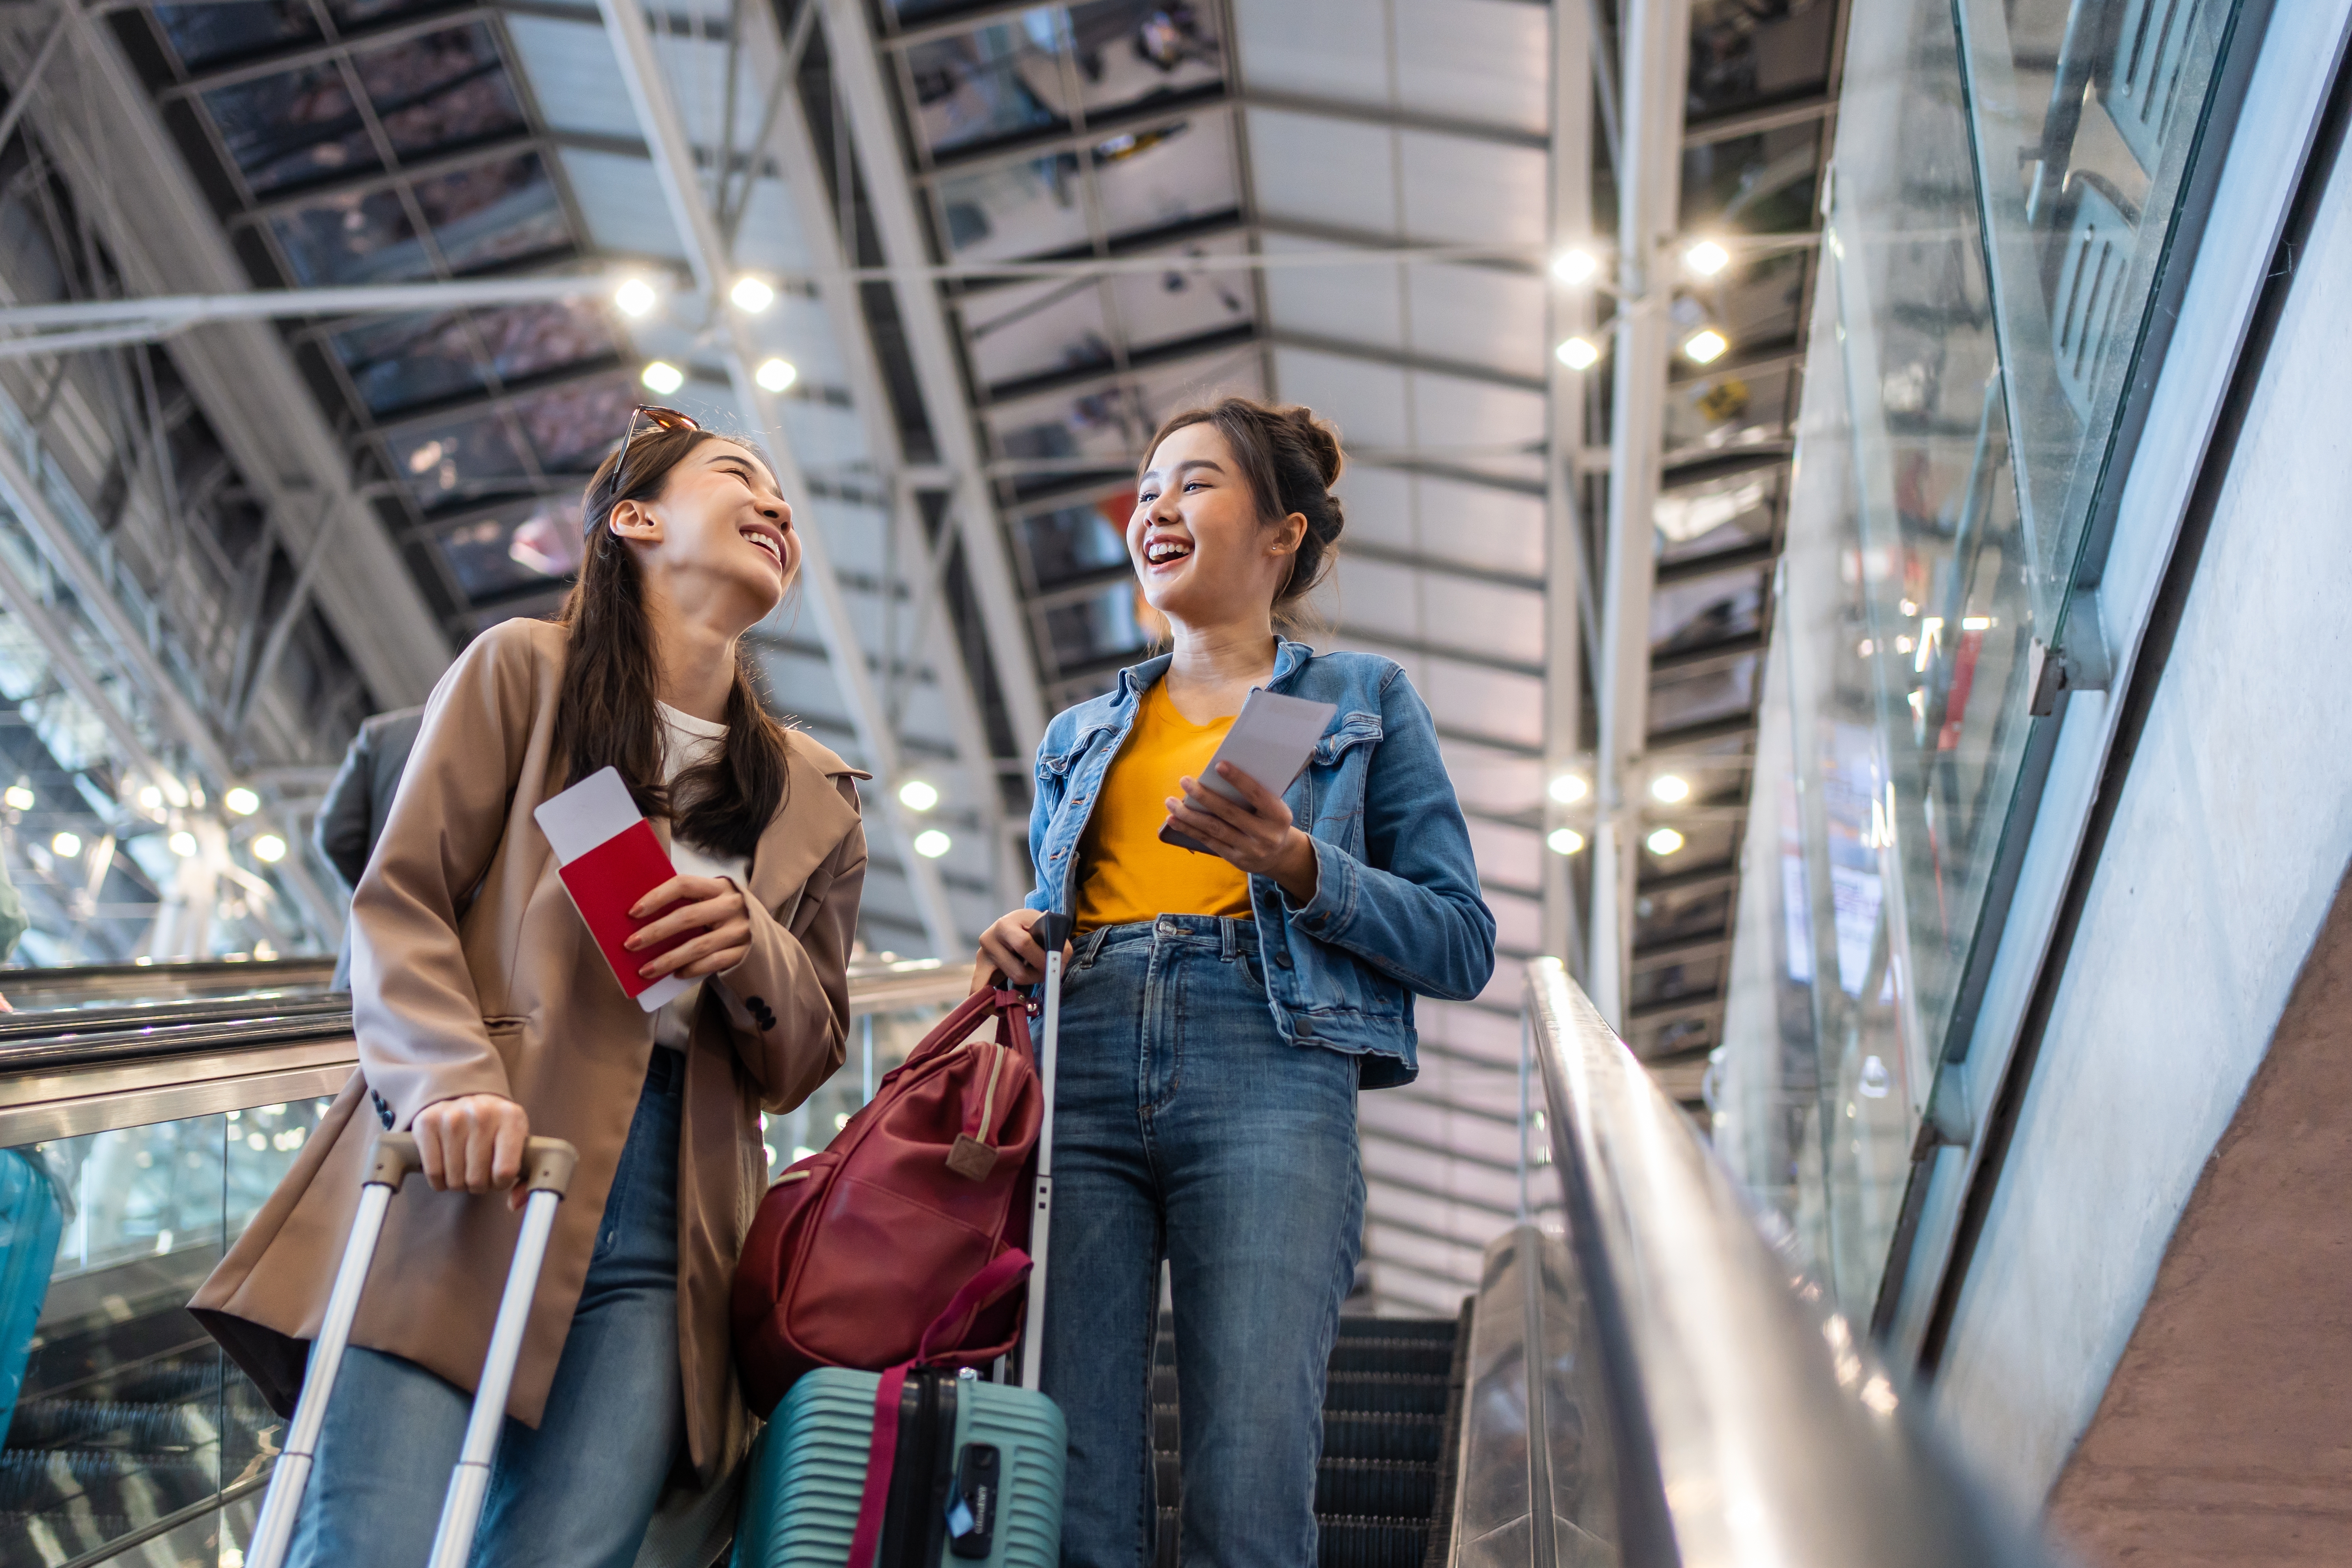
left=1023, top=639, right=1496, bottom=1089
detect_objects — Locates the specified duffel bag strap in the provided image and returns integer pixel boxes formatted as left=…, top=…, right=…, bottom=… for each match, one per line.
left=847, top=1250, right=1033, bottom=1564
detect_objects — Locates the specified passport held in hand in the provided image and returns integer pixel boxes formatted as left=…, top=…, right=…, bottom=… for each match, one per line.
left=533, top=766, right=694, bottom=1011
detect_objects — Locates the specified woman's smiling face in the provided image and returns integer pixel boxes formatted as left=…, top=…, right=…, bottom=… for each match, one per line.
left=1130, top=422, right=1302, bottom=628
left=618, top=437, right=798, bottom=625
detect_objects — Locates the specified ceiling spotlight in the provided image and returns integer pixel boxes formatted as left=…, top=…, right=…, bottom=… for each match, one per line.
left=1546, top=827, right=1585, bottom=856
left=913, top=829, right=952, bottom=859
left=729, top=275, right=776, bottom=313
left=1554, top=336, right=1600, bottom=371
left=1684, top=239, right=1731, bottom=277
left=1645, top=826, right=1686, bottom=857
left=1650, top=773, right=1691, bottom=804
left=1550, top=248, right=1598, bottom=285
left=614, top=277, right=658, bottom=317
left=1682, top=329, right=1729, bottom=365
left=2, top=784, right=30, bottom=811
left=137, top=785, right=163, bottom=813
left=897, top=779, right=939, bottom=812
left=51, top=832, right=79, bottom=858
left=640, top=360, right=685, bottom=395
left=224, top=786, right=260, bottom=817
left=1548, top=773, right=1588, bottom=805
left=252, top=833, right=287, bottom=864
left=169, top=830, right=198, bottom=858
left=755, top=357, right=798, bottom=393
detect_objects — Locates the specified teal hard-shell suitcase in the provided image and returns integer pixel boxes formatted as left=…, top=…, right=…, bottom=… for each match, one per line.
left=733, top=914, right=1075, bottom=1567
left=731, top=1366, right=1067, bottom=1567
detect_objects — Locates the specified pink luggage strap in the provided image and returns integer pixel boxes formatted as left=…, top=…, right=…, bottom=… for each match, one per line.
left=847, top=1249, right=1034, bottom=1566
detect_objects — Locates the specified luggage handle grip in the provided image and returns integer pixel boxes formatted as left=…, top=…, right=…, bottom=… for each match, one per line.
left=367, top=1133, right=581, bottom=1198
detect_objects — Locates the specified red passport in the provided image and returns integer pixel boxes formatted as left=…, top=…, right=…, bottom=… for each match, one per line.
left=533, top=766, right=696, bottom=1011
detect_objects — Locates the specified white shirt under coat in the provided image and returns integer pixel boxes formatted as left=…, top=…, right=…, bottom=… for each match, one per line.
left=653, top=703, right=751, bottom=1050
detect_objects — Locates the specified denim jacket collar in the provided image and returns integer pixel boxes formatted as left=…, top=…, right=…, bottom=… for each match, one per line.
left=1112, top=638, right=1316, bottom=706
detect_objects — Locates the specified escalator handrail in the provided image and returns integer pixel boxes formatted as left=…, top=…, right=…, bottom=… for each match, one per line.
left=1523, top=957, right=2045, bottom=1568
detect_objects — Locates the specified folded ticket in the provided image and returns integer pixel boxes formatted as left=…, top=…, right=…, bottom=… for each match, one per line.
left=533, top=766, right=692, bottom=1012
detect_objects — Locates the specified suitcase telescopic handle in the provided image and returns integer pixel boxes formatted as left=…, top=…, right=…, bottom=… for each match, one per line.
left=366, top=1132, right=580, bottom=1197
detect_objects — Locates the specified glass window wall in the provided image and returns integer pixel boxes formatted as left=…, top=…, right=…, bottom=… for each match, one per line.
left=1712, top=0, right=2244, bottom=1314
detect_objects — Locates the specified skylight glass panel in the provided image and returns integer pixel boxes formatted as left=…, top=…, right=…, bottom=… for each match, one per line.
left=269, top=185, right=427, bottom=284
left=905, top=13, right=1068, bottom=154
left=154, top=2, right=320, bottom=71
left=1043, top=580, right=1149, bottom=669
left=437, top=503, right=584, bottom=600
left=1068, top=0, right=1224, bottom=119
left=963, top=277, right=1115, bottom=392
left=388, top=412, right=532, bottom=511
left=331, top=310, right=489, bottom=414
left=477, top=300, right=618, bottom=385
left=1110, top=237, right=1253, bottom=354
left=328, top=0, right=450, bottom=30
left=1019, top=498, right=1131, bottom=589
left=201, top=62, right=381, bottom=196
left=1089, top=113, right=1237, bottom=241
left=413, top=151, right=571, bottom=273
left=512, top=378, right=635, bottom=474
left=355, top=24, right=527, bottom=159
left=934, top=153, right=1090, bottom=260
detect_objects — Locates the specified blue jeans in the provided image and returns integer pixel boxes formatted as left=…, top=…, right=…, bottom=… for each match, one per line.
left=289, top=1053, right=687, bottom=1568
left=1040, top=917, right=1364, bottom=1568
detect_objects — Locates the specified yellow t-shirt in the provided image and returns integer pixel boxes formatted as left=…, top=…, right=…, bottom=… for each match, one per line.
left=1073, top=681, right=1253, bottom=928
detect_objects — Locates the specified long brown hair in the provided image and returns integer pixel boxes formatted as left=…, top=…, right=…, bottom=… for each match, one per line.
left=549, top=424, right=793, bottom=858
left=1141, top=397, right=1347, bottom=629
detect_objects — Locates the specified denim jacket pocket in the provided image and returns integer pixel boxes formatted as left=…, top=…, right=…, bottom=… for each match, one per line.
left=1311, top=712, right=1384, bottom=767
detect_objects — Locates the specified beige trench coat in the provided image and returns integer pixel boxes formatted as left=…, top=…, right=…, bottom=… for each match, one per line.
left=190, top=617, right=866, bottom=1482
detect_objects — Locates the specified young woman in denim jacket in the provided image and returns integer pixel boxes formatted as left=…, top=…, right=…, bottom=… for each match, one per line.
left=973, top=397, right=1496, bottom=1566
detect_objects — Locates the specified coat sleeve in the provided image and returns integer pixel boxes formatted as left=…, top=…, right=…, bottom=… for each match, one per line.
left=347, top=626, right=541, bottom=1124
left=1278, top=666, right=1497, bottom=1001
left=314, top=724, right=375, bottom=892
left=713, top=774, right=866, bottom=1113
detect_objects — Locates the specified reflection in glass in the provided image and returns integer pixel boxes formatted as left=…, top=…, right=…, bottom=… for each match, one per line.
left=1110, top=241, right=1254, bottom=353
left=963, top=277, right=1116, bottom=392
left=354, top=24, right=527, bottom=158
left=438, top=503, right=584, bottom=601
left=1953, top=0, right=2231, bottom=611
left=1019, top=496, right=1132, bottom=590
left=512, top=378, right=635, bottom=474
left=1687, top=0, right=1838, bottom=121
left=389, top=413, right=532, bottom=510
left=936, top=153, right=1090, bottom=261
left=0, top=1103, right=330, bottom=1564
left=413, top=153, right=571, bottom=274
left=201, top=62, right=379, bottom=196
left=1043, top=581, right=1149, bottom=671
left=1090, top=114, right=1236, bottom=241
left=154, top=3, right=319, bottom=71
left=1067, top=1, right=1224, bottom=119
left=904, top=12, right=1067, bottom=154
left=269, top=185, right=424, bottom=285
left=478, top=300, right=617, bottom=386
left=332, top=310, right=487, bottom=414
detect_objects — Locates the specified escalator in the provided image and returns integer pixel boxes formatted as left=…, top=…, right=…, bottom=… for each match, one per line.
left=0, top=956, right=2060, bottom=1567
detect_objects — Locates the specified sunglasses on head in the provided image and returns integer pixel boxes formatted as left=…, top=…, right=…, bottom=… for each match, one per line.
left=610, top=404, right=700, bottom=497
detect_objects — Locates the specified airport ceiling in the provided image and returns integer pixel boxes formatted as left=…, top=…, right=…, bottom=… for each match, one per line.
left=0, top=0, right=1843, bottom=1311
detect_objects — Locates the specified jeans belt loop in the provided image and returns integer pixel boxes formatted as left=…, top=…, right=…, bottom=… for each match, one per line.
left=1078, top=925, right=1112, bottom=968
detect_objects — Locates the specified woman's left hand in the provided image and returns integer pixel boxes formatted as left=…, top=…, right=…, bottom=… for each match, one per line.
left=625, top=874, right=753, bottom=979
left=1166, top=763, right=1320, bottom=906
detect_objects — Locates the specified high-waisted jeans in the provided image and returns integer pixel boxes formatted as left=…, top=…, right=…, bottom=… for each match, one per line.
left=1040, top=916, right=1365, bottom=1568
left=287, top=1051, right=686, bottom=1568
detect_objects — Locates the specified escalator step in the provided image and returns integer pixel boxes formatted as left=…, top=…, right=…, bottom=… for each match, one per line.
left=1155, top=1505, right=1180, bottom=1568
left=1316, top=1514, right=1428, bottom=1568
left=1322, top=1372, right=1449, bottom=1414
left=1324, top=1339, right=1455, bottom=1376
left=5, top=1398, right=218, bottom=1452
left=1319, top=1411, right=1444, bottom=1464
left=1314, top=1458, right=1436, bottom=1519
left=0, top=1446, right=219, bottom=1515
left=1153, top=1402, right=1179, bottom=1452
left=1334, top=1316, right=1457, bottom=1342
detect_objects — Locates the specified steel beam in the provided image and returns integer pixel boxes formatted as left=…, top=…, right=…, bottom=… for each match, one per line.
left=1544, top=0, right=1596, bottom=971
left=592, top=0, right=963, bottom=958
left=729, top=0, right=1020, bottom=910
left=820, top=0, right=1049, bottom=765
left=1587, top=0, right=1691, bottom=1029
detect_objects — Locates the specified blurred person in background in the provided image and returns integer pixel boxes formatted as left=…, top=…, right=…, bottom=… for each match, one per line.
left=315, top=705, right=423, bottom=990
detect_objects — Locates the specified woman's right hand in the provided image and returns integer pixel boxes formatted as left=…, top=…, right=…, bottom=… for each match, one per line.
left=972, top=908, right=1071, bottom=990
left=411, top=1093, right=532, bottom=1208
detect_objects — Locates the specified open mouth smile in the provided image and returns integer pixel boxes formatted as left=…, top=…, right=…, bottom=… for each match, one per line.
left=1143, top=533, right=1193, bottom=569
left=741, top=522, right=787, bottom=572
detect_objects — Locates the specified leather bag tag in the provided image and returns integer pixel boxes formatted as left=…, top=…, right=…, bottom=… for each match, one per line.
left=945, top=1135, right=998, bottom=1181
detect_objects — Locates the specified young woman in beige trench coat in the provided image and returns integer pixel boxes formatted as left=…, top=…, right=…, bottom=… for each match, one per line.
left=189, top=411, right=865, bottom=1566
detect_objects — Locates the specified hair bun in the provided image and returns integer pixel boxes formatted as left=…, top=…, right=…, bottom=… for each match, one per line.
left=1281, top=405, right=1345, bottom=488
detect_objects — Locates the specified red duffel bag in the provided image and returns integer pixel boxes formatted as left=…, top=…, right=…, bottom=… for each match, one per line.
left=731, top=979, right=1044, bottom=1416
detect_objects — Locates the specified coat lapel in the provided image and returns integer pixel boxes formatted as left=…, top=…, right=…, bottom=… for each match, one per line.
left=747, top=731, right=865, bottom=917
